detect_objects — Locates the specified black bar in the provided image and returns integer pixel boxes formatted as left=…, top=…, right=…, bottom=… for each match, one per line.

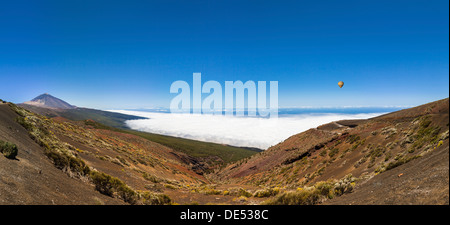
left=1, top=205, right=448, bottom=224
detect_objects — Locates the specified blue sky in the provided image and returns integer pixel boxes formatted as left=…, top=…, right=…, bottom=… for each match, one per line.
left=0, top=0, right=448, bottom=109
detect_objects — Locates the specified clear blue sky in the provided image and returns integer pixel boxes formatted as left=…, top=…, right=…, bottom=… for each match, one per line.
left=0, top=0, right=448, bottom=109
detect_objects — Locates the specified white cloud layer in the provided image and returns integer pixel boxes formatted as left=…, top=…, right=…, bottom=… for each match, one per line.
left=110, top=110, right=385, bottom=149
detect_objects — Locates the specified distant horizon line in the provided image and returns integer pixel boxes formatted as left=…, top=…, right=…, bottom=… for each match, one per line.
left=12, top=93, right=448, bottom=112
left=106, top=105, right=411, bottom=111
left=9, top=98, right=412, bottom=112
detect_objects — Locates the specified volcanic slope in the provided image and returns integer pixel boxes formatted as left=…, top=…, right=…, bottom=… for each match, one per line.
left=0, top=101, right=123, bottom=204
left=23, top=93, right=76, bottom=109
left=212, top=98, right=449, bottom=204
left=0, top=101, right=221, bottom=204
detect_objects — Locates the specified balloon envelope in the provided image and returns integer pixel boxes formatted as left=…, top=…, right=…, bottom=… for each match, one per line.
left=338, top=81, right=344, bottom=88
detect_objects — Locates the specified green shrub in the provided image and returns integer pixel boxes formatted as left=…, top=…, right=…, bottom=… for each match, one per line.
left=116, top=183, right=138, bottom=204
left=15, top=116, right=33, bottom=131
left=44, top=147, right=90, bottom=176
left=90, top=171, right=172, bottom=205
left=238, top=188, right=253, bottom=197
left=90, top=170, right=138, bottom=204
left=202, top=187, right=223, bottom=195
left=314, top=181, right=334, bottom=199
left=385, top=155, right=421, bottom=171
left=410, top=117, right=441, bottom=152
left=90, top=171, right=116, bottom=196
left=333, top=175, right=356, bottom=196
left=140, top=191, right=172, bottom=205
left=164, top=184, right=177, bottom=189
left=0, top=140, right=18, bottom=159
left=365, top=145, right=385, bottom=166
left=264, top=189, right=320, bottom=205
left=142, top=172, right=161, bottom=183
left=265, top=175, right=357, bottom=205
left=347, top=135, right=360, bottom=144
left=328, top=148, right=339, bottom=158
left=253, top=187, right=281, bottom=198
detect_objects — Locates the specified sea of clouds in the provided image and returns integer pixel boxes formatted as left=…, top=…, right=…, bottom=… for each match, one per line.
left=110, top=110, right=386, bottom=149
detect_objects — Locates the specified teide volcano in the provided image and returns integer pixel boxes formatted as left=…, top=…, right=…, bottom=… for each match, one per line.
left=23, top=93, right=76, bottom=109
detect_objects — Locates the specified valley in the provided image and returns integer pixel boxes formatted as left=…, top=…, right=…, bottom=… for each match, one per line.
left=0, top=96, right=448, bottom=205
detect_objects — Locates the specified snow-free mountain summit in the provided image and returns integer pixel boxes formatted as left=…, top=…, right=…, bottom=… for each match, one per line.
left=23, top=93, right=76, bottom=109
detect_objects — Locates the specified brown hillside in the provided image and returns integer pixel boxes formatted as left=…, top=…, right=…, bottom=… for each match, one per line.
left=0, top=102, right=123, bottom=204
left=213, top=98, right=449, bottom=204
left=0, top=102, right=215, bottom=204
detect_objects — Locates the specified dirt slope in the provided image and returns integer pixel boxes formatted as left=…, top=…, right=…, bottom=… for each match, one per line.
left=324, top=144, right=449, bottom=205
left=0, top=102, right=123, bottom=205
left=213, top=98, right=449, bottom=204
left=1, top=101, right=235, bottom=205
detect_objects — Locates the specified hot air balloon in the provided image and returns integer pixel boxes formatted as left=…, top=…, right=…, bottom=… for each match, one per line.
left=338, top=81, right=344, bottom=88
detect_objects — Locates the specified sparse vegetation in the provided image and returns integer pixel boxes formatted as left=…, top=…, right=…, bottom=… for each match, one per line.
left=264, top=189, right=320, bottom=205
left=142, top=172, right=161, bottom=183
left=139, top=191, right=172, bottom=205
left=11, top=105, right=91, bottom=177
left=328, top=148, right=339, bottom=158
left=366, top=145, right=385, bottom=168
left=314, top=181, right=334, bottom=199
left=238, top=188, right=253, bottom=197
left=7, top=103, right=173, bottom=205
left=349, top=136, right=365, bottom=151
left=253, top=187, right=281, bottom=198
left=264, top=175, right=357, bottom=205
left=409, top=117, right=441, bottom=152
left=9, top=105, right=90, bottom=171
left=381, top=127, right=397, bottom=139
left=90, top=170, right=171, bottom=205
left=385, top=155, right=421, bottom=171
left=347, top=135, right=360, bottom=144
